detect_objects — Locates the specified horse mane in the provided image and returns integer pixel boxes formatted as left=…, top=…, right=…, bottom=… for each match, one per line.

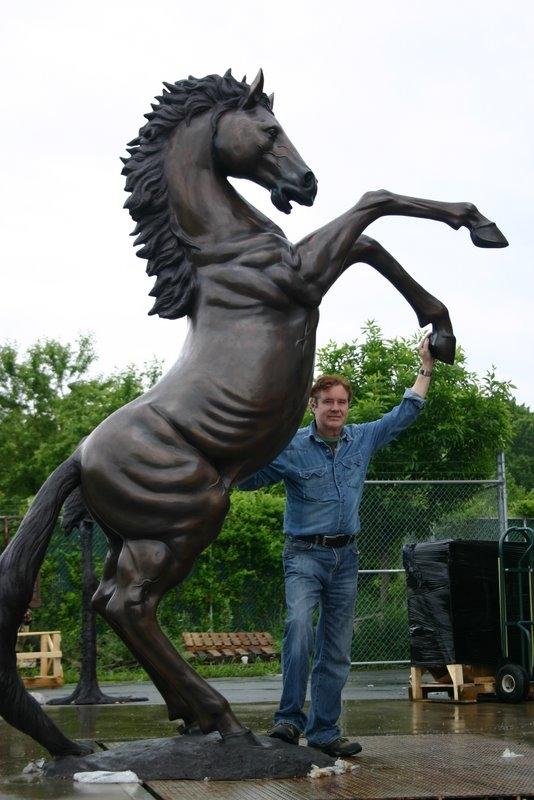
left=122, top=71, right=272, bottom=319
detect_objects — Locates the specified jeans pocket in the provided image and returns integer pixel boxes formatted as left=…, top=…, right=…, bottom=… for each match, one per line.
left=284, top=537, right=314, bottom=556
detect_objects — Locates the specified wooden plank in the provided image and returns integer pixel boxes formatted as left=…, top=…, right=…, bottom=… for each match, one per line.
left=446, top=663, right=464, bottom=700
left=40, top=633, right=49, bottom=678
left=51, top=632, right=63, bottom=681
left=410, top=663, right=498, bottom=703
left=23, top=675, right=64, bottom=688
left=16, top=650, right=62, bottom=661
left=410, top=666, right=423, bottom=700
left=16, top=629, right=63, bottom=686
left=181, top=631, right=278, bottom=663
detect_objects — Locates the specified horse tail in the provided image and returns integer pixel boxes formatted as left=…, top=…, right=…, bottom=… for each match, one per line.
left=0, top=452, right=91, bottom=756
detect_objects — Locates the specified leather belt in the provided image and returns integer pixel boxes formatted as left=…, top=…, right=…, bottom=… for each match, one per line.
left=296, top=534, right=356, bottom=548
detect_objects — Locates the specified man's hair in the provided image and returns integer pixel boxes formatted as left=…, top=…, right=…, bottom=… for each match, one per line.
left=310, top=375, right=352, bottom=404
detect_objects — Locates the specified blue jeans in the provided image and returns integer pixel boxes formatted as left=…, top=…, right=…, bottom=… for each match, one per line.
left=274, top=537, right=358, bottom=746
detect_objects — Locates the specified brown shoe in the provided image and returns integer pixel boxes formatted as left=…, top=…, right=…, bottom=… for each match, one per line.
left=308, top=737, right=362, bottom=757
left=267, top=722, right=300, bottom=745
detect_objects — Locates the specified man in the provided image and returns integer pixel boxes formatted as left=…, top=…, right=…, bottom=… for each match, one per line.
left=239, top=335, right=435, bottom=757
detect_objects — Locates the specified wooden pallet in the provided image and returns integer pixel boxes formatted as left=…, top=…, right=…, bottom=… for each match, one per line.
left=16, top=630, right=64, bottom=688
left=182, top=631, right=277, bottom=663
left=409, top=664, right=497, bottom=703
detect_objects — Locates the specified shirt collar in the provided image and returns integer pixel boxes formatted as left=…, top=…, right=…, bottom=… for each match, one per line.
left=307, top=420, right=351, bottom=442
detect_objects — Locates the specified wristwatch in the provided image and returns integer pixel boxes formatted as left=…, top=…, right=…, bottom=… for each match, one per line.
left=419, top=368, right=433, bottom=378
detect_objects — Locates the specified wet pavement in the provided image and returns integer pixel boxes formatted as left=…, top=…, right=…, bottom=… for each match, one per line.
left=1, top=669, right=533, bottom=799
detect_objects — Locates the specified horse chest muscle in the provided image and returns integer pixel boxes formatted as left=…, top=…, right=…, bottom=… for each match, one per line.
left=197, top=245, right=321, bottom=310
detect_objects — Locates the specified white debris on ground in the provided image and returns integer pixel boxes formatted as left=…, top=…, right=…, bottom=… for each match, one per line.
left=501, top=748, right=525, bottom=759
left=308, top=758, right=359, bottom=778
left=22, top=758, right=45, bottom=774
left=73, top=770, right=141, bottom=783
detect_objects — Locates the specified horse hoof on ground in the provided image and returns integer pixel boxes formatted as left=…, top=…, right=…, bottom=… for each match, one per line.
left=470, top=221, right=508, bottom=248
left=221, top=728, right=264, bottom=747
left=55, top=741, right=95, bottom=758
left=181, top=723, right=203, bottom=736
left=429, top=330, right=456, bottom=364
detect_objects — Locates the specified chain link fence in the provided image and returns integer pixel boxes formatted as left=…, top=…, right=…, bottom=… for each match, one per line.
left=2, top=454, right=532, bottom=668
left=354, top=477, right=507, bottom=664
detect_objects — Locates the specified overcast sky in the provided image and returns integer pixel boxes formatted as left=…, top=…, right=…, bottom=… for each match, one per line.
left=1, top=1, right=533, bottom=408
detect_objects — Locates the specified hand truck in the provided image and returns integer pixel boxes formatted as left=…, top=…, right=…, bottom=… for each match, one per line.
left=495, top=525, right=534, bottom=702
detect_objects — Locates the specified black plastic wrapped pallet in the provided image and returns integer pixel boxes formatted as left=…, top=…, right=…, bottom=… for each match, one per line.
left=403, top=540, right=527, bottom=666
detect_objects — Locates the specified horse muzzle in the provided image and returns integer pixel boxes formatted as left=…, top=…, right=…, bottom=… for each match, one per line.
left=271, top=172, right=318, bottom=214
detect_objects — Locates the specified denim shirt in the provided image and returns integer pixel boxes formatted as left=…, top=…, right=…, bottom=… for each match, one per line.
left=238, top=389, right=424, bottom=537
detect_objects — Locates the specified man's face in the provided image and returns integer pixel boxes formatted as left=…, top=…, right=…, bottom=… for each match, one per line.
left=310, top=384, right=350, bottom=436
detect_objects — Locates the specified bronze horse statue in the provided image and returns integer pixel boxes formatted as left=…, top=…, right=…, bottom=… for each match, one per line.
left=0, top=69, right=507, bottom=757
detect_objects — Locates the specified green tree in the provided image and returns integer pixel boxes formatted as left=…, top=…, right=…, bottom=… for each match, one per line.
left=0, top=336, right=162, bottom=509
left=505, top=401, right=534, bottom=492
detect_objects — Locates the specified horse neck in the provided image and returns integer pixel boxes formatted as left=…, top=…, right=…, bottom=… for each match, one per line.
left=165, top=114, right=281, bottom=245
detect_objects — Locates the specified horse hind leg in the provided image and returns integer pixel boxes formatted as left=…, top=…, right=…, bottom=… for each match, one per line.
left=354, top=234, right=456, bottom=364
left=103, top=536, right=251, bottom=740
left=92, top=529, right=199, bottom=727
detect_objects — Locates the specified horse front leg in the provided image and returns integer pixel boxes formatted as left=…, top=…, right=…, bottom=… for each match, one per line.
left=296, top=190, right=508, bottom=295
left=356, top=190, right=508, bottom=249
left=353, top=235, right=456, bottom=363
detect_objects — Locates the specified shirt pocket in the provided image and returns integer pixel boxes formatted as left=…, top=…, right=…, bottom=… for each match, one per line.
left=340, top=451, right=363, bottom=488
left=297, top=464, right=335, bottom=501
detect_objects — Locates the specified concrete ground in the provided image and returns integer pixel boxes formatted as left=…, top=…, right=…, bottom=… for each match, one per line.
left=34, top=666, right=412, bottom=704
left=1, top=669, right=533, bottom=799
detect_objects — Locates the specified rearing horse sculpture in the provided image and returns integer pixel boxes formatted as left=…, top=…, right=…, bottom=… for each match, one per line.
left=0, top=69, right=507, bottom=757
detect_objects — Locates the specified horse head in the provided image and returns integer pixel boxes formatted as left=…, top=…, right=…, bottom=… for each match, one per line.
left=122, top=70, right=318, bottom=320
left=213, top=70, right=317, bottom=214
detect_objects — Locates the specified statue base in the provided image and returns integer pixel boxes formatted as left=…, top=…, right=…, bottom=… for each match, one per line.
left=44, top=732, right=338, bottom=780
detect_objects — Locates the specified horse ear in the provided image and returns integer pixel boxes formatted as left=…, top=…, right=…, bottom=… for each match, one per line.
left=268, top=92, right=274, bottom=110
left=242, top=69, right=264, bottom=110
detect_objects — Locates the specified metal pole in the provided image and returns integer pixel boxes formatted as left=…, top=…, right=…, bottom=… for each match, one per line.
left=496, top=451, right=509, bottom=535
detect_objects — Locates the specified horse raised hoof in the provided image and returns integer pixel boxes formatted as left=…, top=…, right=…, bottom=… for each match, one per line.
left=429, top=330, right=456, bottom=364
left=221, top=728, right=264, bottom=747
left=470, top=221, right=508, bottom=248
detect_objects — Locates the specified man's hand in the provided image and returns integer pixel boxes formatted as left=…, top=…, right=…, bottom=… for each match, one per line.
left=411, top=333, right=436, bottom=399
left=418, top=333, right=436, bottom=373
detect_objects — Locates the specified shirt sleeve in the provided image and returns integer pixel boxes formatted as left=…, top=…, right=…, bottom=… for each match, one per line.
left=237, top=457, right=286, bottom=490
left=365, top=388, right=425, bottom=453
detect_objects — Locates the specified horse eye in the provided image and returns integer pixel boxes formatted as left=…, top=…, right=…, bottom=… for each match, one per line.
left=267, top=127, right=279, bottom=139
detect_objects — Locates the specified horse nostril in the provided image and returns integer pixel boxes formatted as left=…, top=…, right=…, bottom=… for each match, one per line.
left=303, top=171, right=316, bottom=188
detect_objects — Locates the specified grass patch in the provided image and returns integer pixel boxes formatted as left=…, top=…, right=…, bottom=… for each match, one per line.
left=62, top=659, right=282, bottom=685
